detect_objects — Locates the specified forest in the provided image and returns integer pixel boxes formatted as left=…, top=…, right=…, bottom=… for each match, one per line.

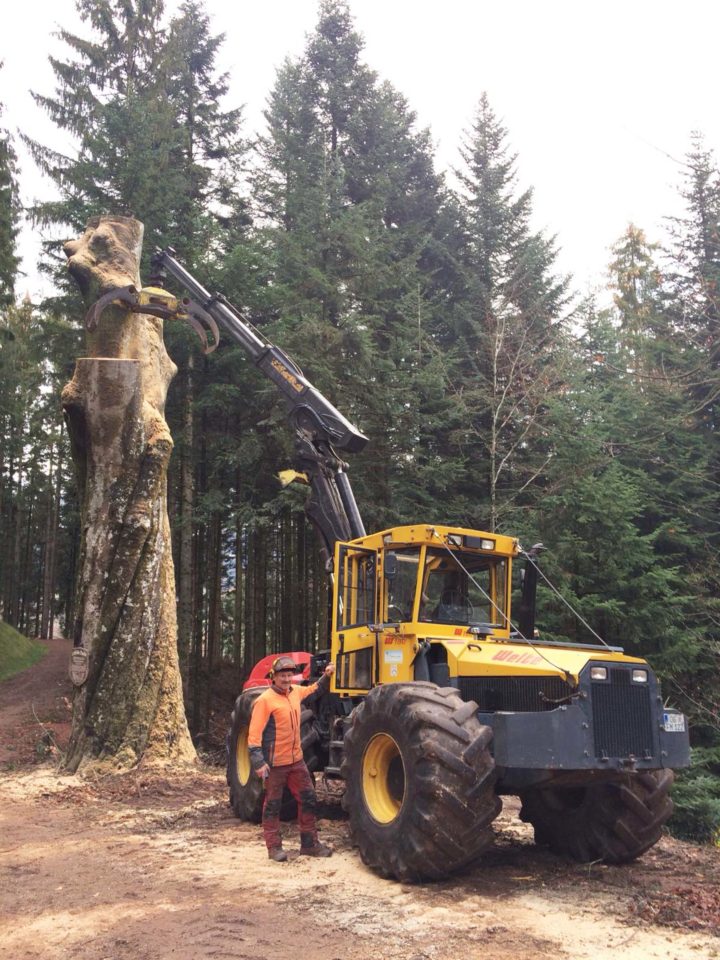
left=0, top=0, right=717, bottom=838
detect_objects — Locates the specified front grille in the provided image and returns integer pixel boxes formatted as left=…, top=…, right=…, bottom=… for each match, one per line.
left=459, top=676, right=572, bottom=713
left=592, top=669, right=654, bottom=759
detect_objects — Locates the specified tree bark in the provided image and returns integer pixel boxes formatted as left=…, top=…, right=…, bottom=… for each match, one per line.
left=40, top=438, right=61, bottom=640
left=62, top=215, right=196, bottom=773
left=177, top=354, right=195, bottom=686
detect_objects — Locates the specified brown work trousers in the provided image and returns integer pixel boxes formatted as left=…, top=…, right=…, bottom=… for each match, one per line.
left=262, top=759, right=317, bottom=850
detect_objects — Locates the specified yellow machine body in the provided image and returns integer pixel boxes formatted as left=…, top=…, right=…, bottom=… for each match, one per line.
left=329, top=523, right=646, bottom=697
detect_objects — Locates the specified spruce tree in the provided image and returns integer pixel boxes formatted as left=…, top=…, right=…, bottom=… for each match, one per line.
left=533, top=287, right=696, bottom=661
left=26, top=0, right=244, bottom=268
left=254, top=0, right=449, bottom=529
left=26, top=0, right=174, bottom=237
left=660, top=138, right=720, bottom=836
left=161, top=0, right=246, bottom=259
left=202, top=0, right=455, bottom=661
left=662, top=140, right=720, bottom=675
left=447, top=94, right=570, bottom=532
left=0, top=297, right=75, bottom=635
left=530, top=220, right=719, bottom=838
left=0, top=70, right=21, bottom=305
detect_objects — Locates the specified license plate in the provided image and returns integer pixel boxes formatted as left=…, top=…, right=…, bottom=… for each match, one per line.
left=663, top=712, right=686, bottom=733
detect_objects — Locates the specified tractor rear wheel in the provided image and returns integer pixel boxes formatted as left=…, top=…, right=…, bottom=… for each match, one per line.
left=227, top=688, right=265, bottom=822
left=520, top=769, right=674, bottom=863
left=341, top=682, right=500, bottom=882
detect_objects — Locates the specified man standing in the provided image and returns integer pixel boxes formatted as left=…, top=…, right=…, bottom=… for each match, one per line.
left=248, top=656, right=335, bottom=862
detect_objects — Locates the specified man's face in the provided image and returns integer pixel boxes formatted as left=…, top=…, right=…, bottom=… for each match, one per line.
left=274, top=669, right=294, bottom=691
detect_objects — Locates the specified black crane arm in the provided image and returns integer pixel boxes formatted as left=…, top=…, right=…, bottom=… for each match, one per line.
left=150, top=248, right=367, bottom=564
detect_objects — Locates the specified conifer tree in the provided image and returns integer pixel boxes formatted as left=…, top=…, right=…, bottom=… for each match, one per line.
left=160, top=0, right=246, bottom=259
left=200, top=0, right=455, bottom=661
left=0, top=298, right=75, bottom=635
left=254, top=0, right=449, bottom=529
left=447, top=94, right=570, bottom=532
left=0, top=71, right=21, bottom=305
left=665, top=135, right=720, bottom=451
left=26, top=0, right=173, bottom=237
left=662, top=140, right=720, bottom=659
left=26, top=0, right=244, bottom=267
left=660, top=139, right=720, bottom=834
left=532, top=286, right=697, bottom=661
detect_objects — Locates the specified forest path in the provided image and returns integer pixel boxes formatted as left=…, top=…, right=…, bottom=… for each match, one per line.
left=0, top=643, right=718, bottom=960
left=0, top=635, right=73, bottom=766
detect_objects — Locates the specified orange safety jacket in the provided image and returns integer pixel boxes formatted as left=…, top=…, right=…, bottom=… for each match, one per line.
left=248, top=674, right=329, bottom=769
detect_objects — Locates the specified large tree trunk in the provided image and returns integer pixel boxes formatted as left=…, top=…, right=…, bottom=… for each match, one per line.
left=62, top=215, right=196, bottom=773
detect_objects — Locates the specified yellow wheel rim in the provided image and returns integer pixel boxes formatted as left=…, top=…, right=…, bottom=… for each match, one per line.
left=236, top=727, right=251, bottom=786
left=362, top=733, right=405, bottom=824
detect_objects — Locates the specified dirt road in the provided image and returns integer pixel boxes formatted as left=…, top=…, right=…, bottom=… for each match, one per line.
left=0, top=636, right=73, bottom=767
left=1, top=641, right=718, bottom=960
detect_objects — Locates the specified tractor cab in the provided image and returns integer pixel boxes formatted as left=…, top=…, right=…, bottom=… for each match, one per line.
left=330, top=524, right=519, bottom=696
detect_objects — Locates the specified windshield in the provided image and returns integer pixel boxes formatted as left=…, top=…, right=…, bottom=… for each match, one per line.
left=419, top=548, right=508, bottom=628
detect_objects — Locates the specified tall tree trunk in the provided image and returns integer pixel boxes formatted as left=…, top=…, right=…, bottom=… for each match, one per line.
left=256, top=530, right=268, bottom=655
left=20, top=491, right=35, bottom=635
left=295, top=516, right=307, bottom=650
left=233, top=470, right=244, bottom=682
left=62, top=215, right=196, bottom=773
left=243, top=526, right=256, bottom=676
left=204, top=510, right=222, bottom=736
left=40, top=440, right=61, bottom=640
left=9, top=488, right=22, bottom=628
left=177, top=354, right=195, bottom=683
left=280, top=509, right=292, bottom=648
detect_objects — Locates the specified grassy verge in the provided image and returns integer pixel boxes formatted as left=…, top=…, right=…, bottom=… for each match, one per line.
left=0, top=621, right=46, bottom=681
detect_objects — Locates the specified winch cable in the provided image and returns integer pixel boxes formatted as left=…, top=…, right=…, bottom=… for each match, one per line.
left=430, top=530, right=575, bottom=687
left=522, top=551, right=614, bottom=651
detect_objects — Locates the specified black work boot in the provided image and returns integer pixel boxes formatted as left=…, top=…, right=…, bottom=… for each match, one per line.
left=268, top=846, right=288, bottom=862
left=299, top=832, right=332, bottom=858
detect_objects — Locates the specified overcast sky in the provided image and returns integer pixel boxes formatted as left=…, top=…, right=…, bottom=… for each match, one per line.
left=3, top=0, right=720, bottom=300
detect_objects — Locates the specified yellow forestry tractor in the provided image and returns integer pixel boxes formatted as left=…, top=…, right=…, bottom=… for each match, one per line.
left=107, top=249, right=689, bottom=882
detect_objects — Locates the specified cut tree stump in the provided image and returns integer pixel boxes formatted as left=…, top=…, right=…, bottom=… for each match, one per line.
left=61, top=215, right=196, bottom=773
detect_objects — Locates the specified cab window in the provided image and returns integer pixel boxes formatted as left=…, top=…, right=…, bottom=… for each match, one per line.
left=420, top=548, right=508, bottom=627
left=384, top=547, right=421, bottom=621
left=336, top=546, right=376, bottom=629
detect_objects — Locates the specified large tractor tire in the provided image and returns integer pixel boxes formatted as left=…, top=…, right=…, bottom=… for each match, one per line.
left=340, top=682, right=500, bottom=882
left=300, top=706, right=323, bottom=773
left=227, top=688, right=321, bottom=823
left=520, top=769, right=674, bottom=863
left=227, top=688, right=265, bottom=822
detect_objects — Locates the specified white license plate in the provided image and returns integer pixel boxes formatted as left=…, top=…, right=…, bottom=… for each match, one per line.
left=663, top=713, right=686, bottom=733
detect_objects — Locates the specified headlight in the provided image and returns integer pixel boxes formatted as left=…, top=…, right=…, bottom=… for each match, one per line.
left=632, top=669, right=648, bottom=683
left=590, top=666, right=607, bottom=681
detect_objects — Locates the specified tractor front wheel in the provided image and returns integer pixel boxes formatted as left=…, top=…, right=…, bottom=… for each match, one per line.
left=520, top=769, right=674, bottom=863
left=341, top=682, right=500, bottom=882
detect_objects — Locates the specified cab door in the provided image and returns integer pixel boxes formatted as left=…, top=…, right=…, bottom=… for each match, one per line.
left=332, top=544, right=378, bottom=694
left=378, top=546, right=422, bottom=685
